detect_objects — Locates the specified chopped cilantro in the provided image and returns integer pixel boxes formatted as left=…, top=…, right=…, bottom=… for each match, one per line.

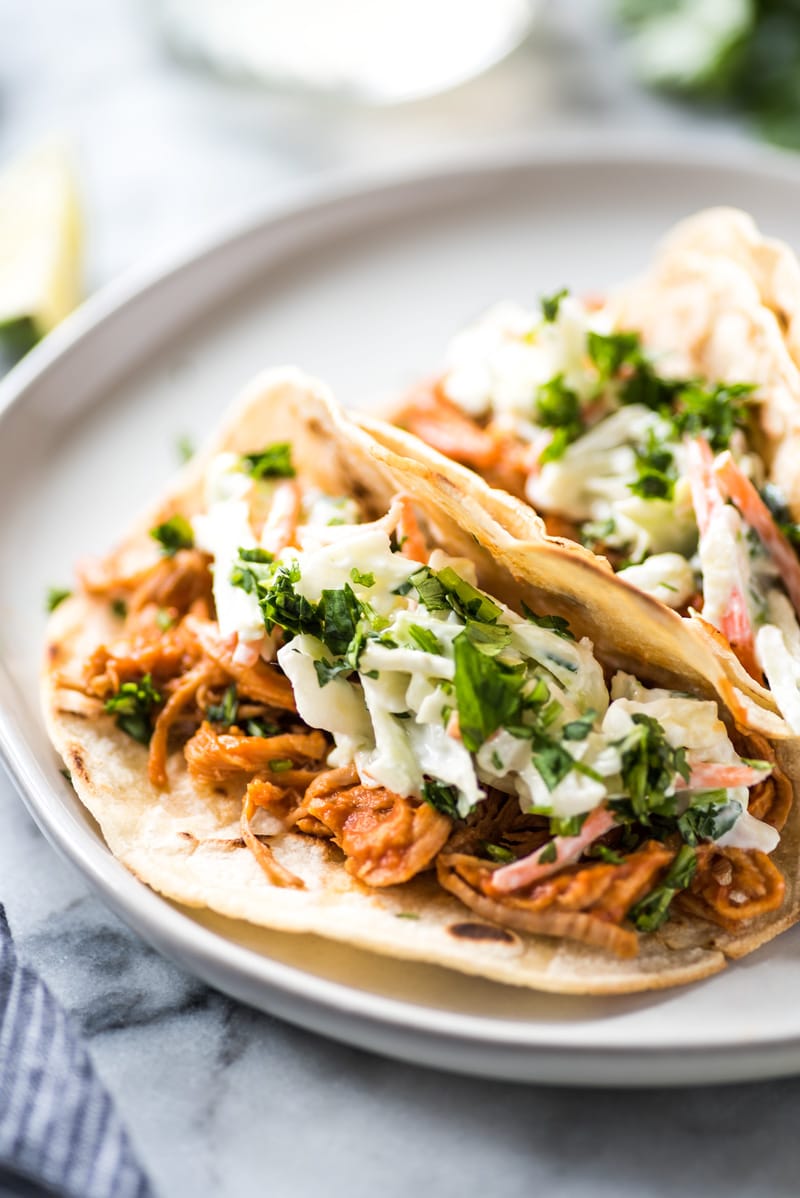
left=395, top=912, right=420, bottom=920
left=615, top=713, right=689, bottom=824
left=104, top=674, right=161, bottom=745
left=421, top=779, right=461, bottom=819
left=549, top=812, right=588, bottom=837
left=534, top=375, right=583, bottom=462
left=350, top=568, right=375, bottom=588
left=521, top=602, right=575, bottom=640
left=46, top=586, right=71, bottom=612
left=670, top=382, right=754, bottom=452
left=407, top=624, right=442, bottom=655
left=587, top=330, right=641, bottom=378
left=629, top=844, right=697, bottom=933
left=176, top=434, right=195, bottom=464
left=530, top=740, right=577, bottom=790
left=269, top=759, right=295, bottom=773
left=629, top=429, right=677, bottom=501
left=484, top=842, right=515, bottom=864
left=561, top=713, right=596, bottom=741
left=587, top=844, right=626, bottom=865
left=245, top=717, right=280, bottom=738
left=452, top=632, right=525, bottom=752
left=539, top=842, right=557, bottom=864
left=540, top=288, right=569, bottom=323
left=239, top=547, right=274, bottom=564
left=241, top=443, right=295, bottom=479
left=110, top=598, right=127, bottom=619
left=580, top=517, right=618, bottom=552
left=150, top=515, right=194, bottom=557
left=313, top=658, right=354, bottom=687
left=207, top=684, right=239, bottom=726
left=463, top=619, right=511, bottom=656
left=677, top=792, right=742, bottom=846
left=155, top=607, right=174, bottom=631
left=436, top=567, right=503, bottom=623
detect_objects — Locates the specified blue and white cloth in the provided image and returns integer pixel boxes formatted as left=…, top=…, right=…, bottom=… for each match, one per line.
left=0, top=906, right=155, bottom=1198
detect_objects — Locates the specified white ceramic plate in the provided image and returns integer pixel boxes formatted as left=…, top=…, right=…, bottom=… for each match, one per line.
left=5, top=142, right=800, bottom=1087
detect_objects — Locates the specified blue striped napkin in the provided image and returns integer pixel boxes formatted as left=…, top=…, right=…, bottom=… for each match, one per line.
left=0, top=905, right=155, bottom=1198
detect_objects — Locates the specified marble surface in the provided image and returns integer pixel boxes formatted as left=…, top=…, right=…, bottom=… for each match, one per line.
left=1, top=3, right=797, bottom=1196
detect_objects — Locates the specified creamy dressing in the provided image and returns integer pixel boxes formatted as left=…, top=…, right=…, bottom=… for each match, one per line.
left=194, top=447, right=779, bottom=861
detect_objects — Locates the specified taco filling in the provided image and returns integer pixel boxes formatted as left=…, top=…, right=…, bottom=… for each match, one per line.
left=53, top=434, right=791, bottom=961
left=395, top=284, right=800, bottom=733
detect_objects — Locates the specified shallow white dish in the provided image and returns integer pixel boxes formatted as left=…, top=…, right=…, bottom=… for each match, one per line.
left=5, top=142, right=800, bottom=1086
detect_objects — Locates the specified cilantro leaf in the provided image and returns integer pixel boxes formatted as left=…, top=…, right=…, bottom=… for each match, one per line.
left=318, top=585, right=362, bottom=657
left=540, top=288, right=569, bottom=323
left=176, top=434, right=194, bottom=464
left=629, top=429, right=677, bottom=501
left=628, top=844, right=697, bottom=933
left=534, top=375, right=583, bottom=462
left=587, top=330, right=641, bottom=378
left=245, top=717, right=280, bottom=738
left=110, top=598, right=127, bottom=619
left=407, top=624, right=442, bottom=655
left=421, top=779, right=461, bottom=819
left=150, top=515, right=194, bottom=557
left=313, top=658, right=355, bottom=687
left=239, top=547, right=274, bottom=564
left=241, top=443, right=295, bottom=479
left=207, top=684, right=239, bottom=726
left=350, top=568, right=375, bottom=587
left=670, top=382, right=754, bottom=451
left=677, top=792, right=742, bottom=846
left=616, top=713, right=689, bottom=823
left=46, top=586, right=71, bottom=612
left=104, top=673, right=162, bottom=744
left=549, top=812, right=588, bottom=837
left=484, top=842, right=515, bottom=864
left=452, top=632, right=525, bottom=752
left=521, top=602, right=575, bottom=640
left=561, top=712, right=596, bottom=741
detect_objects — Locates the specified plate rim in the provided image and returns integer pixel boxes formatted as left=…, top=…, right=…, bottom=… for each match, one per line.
left=7, top=135, right=800, bottom=1081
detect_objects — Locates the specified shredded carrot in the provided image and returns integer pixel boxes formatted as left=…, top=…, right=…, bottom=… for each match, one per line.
left=260, top=479, right=302, bottom=556
left=715, top=450, right=800, bottom=618
left=241, top=789, right=304, bottom=888
left=395, top=496, right=430, bottom=563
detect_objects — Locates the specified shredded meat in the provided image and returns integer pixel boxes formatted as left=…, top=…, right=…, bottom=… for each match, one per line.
left=395, top=380, right=529, bottom=497
left=148, top=660, right=227, bottom=788
left=184, top=616, right=296, bottom=710
left=303, top=767, right=451, bottom=886
left=128, top=549, right=213, bottom=616
left=735, top=731, right=792, bottom=831
left=438, top=842, right=674, bottom=958
left=241, top=785, right=304, bottom=889
left=678, top=845, right=785, bottom=930
left=184, top=722, right=328, bottom=784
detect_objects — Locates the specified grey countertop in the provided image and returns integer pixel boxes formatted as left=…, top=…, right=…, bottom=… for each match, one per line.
left=1, top=3, right=797, bottom=1196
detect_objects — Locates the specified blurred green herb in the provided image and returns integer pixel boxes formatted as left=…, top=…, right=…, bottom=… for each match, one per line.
left=617, top=1, right=800, bottom=149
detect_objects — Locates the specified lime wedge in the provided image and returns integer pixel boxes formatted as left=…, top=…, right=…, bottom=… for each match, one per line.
left=0, top=142, right=83, bottom=356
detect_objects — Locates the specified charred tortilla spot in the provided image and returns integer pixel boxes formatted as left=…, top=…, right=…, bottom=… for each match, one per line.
left=47, top=642, right=61, bottom=663
left=177, top=832, right=257, bottom=852
left=448, top=920, right=517, bottom=945
left=67, top=748, right=89, bottom=784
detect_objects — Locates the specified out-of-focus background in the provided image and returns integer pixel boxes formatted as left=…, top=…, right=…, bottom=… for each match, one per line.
left=0, top=0, right=780, bottom=334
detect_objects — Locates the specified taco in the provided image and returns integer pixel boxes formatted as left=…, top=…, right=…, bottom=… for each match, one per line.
left=393, top=208, right=800, bottom=736
left=42, top=368, right=800, bottom=994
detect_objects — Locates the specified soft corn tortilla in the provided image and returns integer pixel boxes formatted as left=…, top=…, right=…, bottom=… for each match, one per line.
left=42, top=369, right=800, bottom=995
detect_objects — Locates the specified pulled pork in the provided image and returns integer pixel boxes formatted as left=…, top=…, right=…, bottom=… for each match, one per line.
left=62, top=528, right=791, bottom=953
